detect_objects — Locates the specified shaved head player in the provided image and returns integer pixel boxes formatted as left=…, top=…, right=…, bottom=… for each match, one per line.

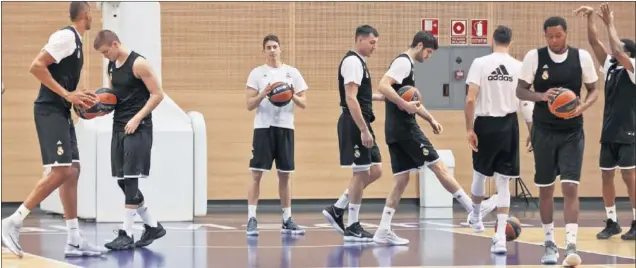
left=516, top=16, right=599, bottom=266
left=1, top=2, right=107, bottom=258
left=93, top=29, right=167, bottom=250
left=322, top=25, right=386, bottom=242
left=373, top=31, right=497, bottom=245
left=245, top=34, right=309, bottom=236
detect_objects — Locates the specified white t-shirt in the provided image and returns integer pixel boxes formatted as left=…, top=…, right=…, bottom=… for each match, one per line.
left=599, top=56, right=636, bottom=85
left=246, top=64, right=308, bottom=129
left=466, top=52, right=533, bottom=122
left=42, top=28, right=81, bottom=63
left=340, top=51, right=368, bottom=86
left=384, top=54, right=413, bottom=83
left=519, top=48, right=598, bottom=86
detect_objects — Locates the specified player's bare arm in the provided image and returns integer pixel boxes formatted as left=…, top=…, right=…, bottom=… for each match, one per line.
left=515, top=79, right=557, bottom=102
left=599, top=3, right=634, bottom=74
left=377, top=75, right=418, bottom=114
left=464, top=82, right=480, bottom=132
left=291, top=89, right=307, bottom=109
left=575, top=6, right=609, bottom=63
left=127, top=58, right=165, bottom=134
left=29, top=47, right=96, bottom=107
left=344, top=83, right=368, bottom=133
left=246, top=84, right=272, bottom=111
left=372, top=93, right=385, bottom=101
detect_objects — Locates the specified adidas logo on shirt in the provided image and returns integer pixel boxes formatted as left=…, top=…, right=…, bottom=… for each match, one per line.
left=488, top=65, right=513, bottom=82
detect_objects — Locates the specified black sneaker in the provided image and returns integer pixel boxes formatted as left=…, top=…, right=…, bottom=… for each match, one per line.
left=105, top=230, right=135, bottom=250
left=134, top=223, right=166, bottom=248
left=322, top=205, right=345, bottom=235
left=344, top=222, right=373, bottom=242
left=620, top=220, right=636, bottom=240
left=596, top=219, right=622, bottom=239
left=281, top=217, right=305, bottom=235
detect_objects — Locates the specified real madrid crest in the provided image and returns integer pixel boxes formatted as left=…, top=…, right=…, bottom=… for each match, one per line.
left=422, top=148, right=429, bottom=156
left=354, top=149, right=360, bottom=158
left=57, top=146, right=64, bottom=156
left=541, top=70, right=549, bottom=80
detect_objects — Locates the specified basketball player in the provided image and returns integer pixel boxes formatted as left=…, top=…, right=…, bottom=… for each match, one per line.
left=516, top=16, right=599, bottom=266
left=372, top=31, right=498, bottom=245
left=0, top=2, right=108, bottom=258
left=93, top=29, right=167, bottom=250
left=575, top=3, right=636, bottom=241
left=465, top=25, right=534, bottom=254
left=321, top=25, right=384, bottom=242
left=245, top=34, right=308, bottom=236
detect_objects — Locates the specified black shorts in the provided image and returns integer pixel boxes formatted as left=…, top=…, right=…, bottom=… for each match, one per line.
left=531, top=125, right=584, bottom=187
left=111, top=129, right=153, bottom=178
left=34, top=107, right=79, bottom=166
left=337, top=113, right=381, bottom=169
left=388, top=133, right=439, bottom=175
left=472, top=113, right=520, bottom=178
left=599, top=142, right=636, bottom=170
left=249, top=127, right=294, bottom=172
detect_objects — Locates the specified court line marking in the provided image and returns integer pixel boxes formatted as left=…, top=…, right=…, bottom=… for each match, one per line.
left=2, top=248, right=81, bottom=268
left=435, top=227, right=636, bottom=260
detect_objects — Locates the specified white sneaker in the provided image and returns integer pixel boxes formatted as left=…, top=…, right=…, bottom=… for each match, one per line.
left=372, top=228, right=409, bottom=245
left=467, top=212, right=484, bottom=233
left=65, top=235, right=109, bottom=257
left=1, top=218, right=24, bottom=258
left=490, top=235, right=507, bottom=255
left=480, top=194, right=498, bottom=216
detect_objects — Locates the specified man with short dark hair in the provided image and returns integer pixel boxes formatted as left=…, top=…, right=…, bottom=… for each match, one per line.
left=93, top=29, right=167, bottom=250
left=1, top=1, right=106, bottom=258
left=575, top=3, right=636, bottom=241
left=244, top=34, right=309, bottom=236
left=516, top=16, right=599, bottom=266
left=465, top=25, right=533, bottom=255
left=322, top=25, right=385, bottom=242
left=372, top=31, right=497, bottom=245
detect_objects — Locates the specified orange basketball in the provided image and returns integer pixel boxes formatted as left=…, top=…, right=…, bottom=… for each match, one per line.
left=548, top=88, right=578, bottom=118
left=73, top=88, right=118, bottom=120
left=495, top=216, right=522, bottom=241
left=397, top=86, right=422, bottom=106
left=267, top=82, right=293, bottom=107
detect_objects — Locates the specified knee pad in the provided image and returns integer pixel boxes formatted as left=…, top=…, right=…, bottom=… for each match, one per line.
left=123, top=178, right=144, bottom=205
left=495, top=175, right=511, bottom=208
left=471, top=171, right=487, bottom=197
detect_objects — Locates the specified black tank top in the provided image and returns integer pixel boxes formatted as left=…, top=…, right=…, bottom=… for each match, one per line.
left=108, top=51, right=152, bottom=131
left=385, top=53, right=423, bottom=143
left=34, top=26, right=83, bottom=117
left=338, top=51, right=374, bottom=122
left=601, top=62, right=636, bottom=144
left=531, top=47, right=583, bottom=131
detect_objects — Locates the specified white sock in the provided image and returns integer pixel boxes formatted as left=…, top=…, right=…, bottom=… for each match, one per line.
left=334, top=189, right=349, bottom=209
left=453, top=189, right=473, bottom=212
left=10, top=204, right=30, bottom=222
left=633, top=208, right=635, bottom=221
left=543, top=222, right=555, bottom=242
left=565, top=223, right=578, bottom=245
left=136, top=204, right=158, bottom=228
left=472, top=202, right=482, bottom=219
left=248, top=205, right=257, bottom=220
left=347, top=203, right=361, bottom=227
left=379, top=206, right=395, bottom=229
left=123, top=209, right=137, bottom=238
left=282, top=207, right=291, bottom=221
left=605, top=206, right=617, bottom=221
left=66, top=218, right=81, bottom=245
left=496, top=214, right=508, bottom=240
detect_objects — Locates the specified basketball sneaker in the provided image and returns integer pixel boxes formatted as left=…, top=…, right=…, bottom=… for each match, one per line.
left=343, top=222, right=373, bottom=242
left=372, top=228, right=409, bottom=245
left=281, top=217, right=305, bottom=235
left=322, top=205, right=346, bottom=235
left=105, top=230, right=135, bottom=251
left=467, top=194, right=499, bottom=233
left=596, top=218, right=622, bottom=239
left=65, top=236, right=109, bottom=257
left=246, top=217, right=259, bottom=236
left=620, top=220, right=636, bottom=240
left=562, top=243, right=582, bottom=266
left=1, top=218, right=24, bottom=258
left=134, top=223, right=166, bottom=247
left=490, top=236, right=507, bottom=255
left=540, top=240, right=559, bottom=265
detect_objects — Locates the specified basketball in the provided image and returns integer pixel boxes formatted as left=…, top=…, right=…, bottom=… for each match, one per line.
left=495, top=216, right=522, bottom=241
left=73, top=88, right=118, bottom=120
left=548, top=88, right=578, bottom=118
left=397, top=86, right=422, bottom=106
left=267, top=81, right=294, bottom=107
